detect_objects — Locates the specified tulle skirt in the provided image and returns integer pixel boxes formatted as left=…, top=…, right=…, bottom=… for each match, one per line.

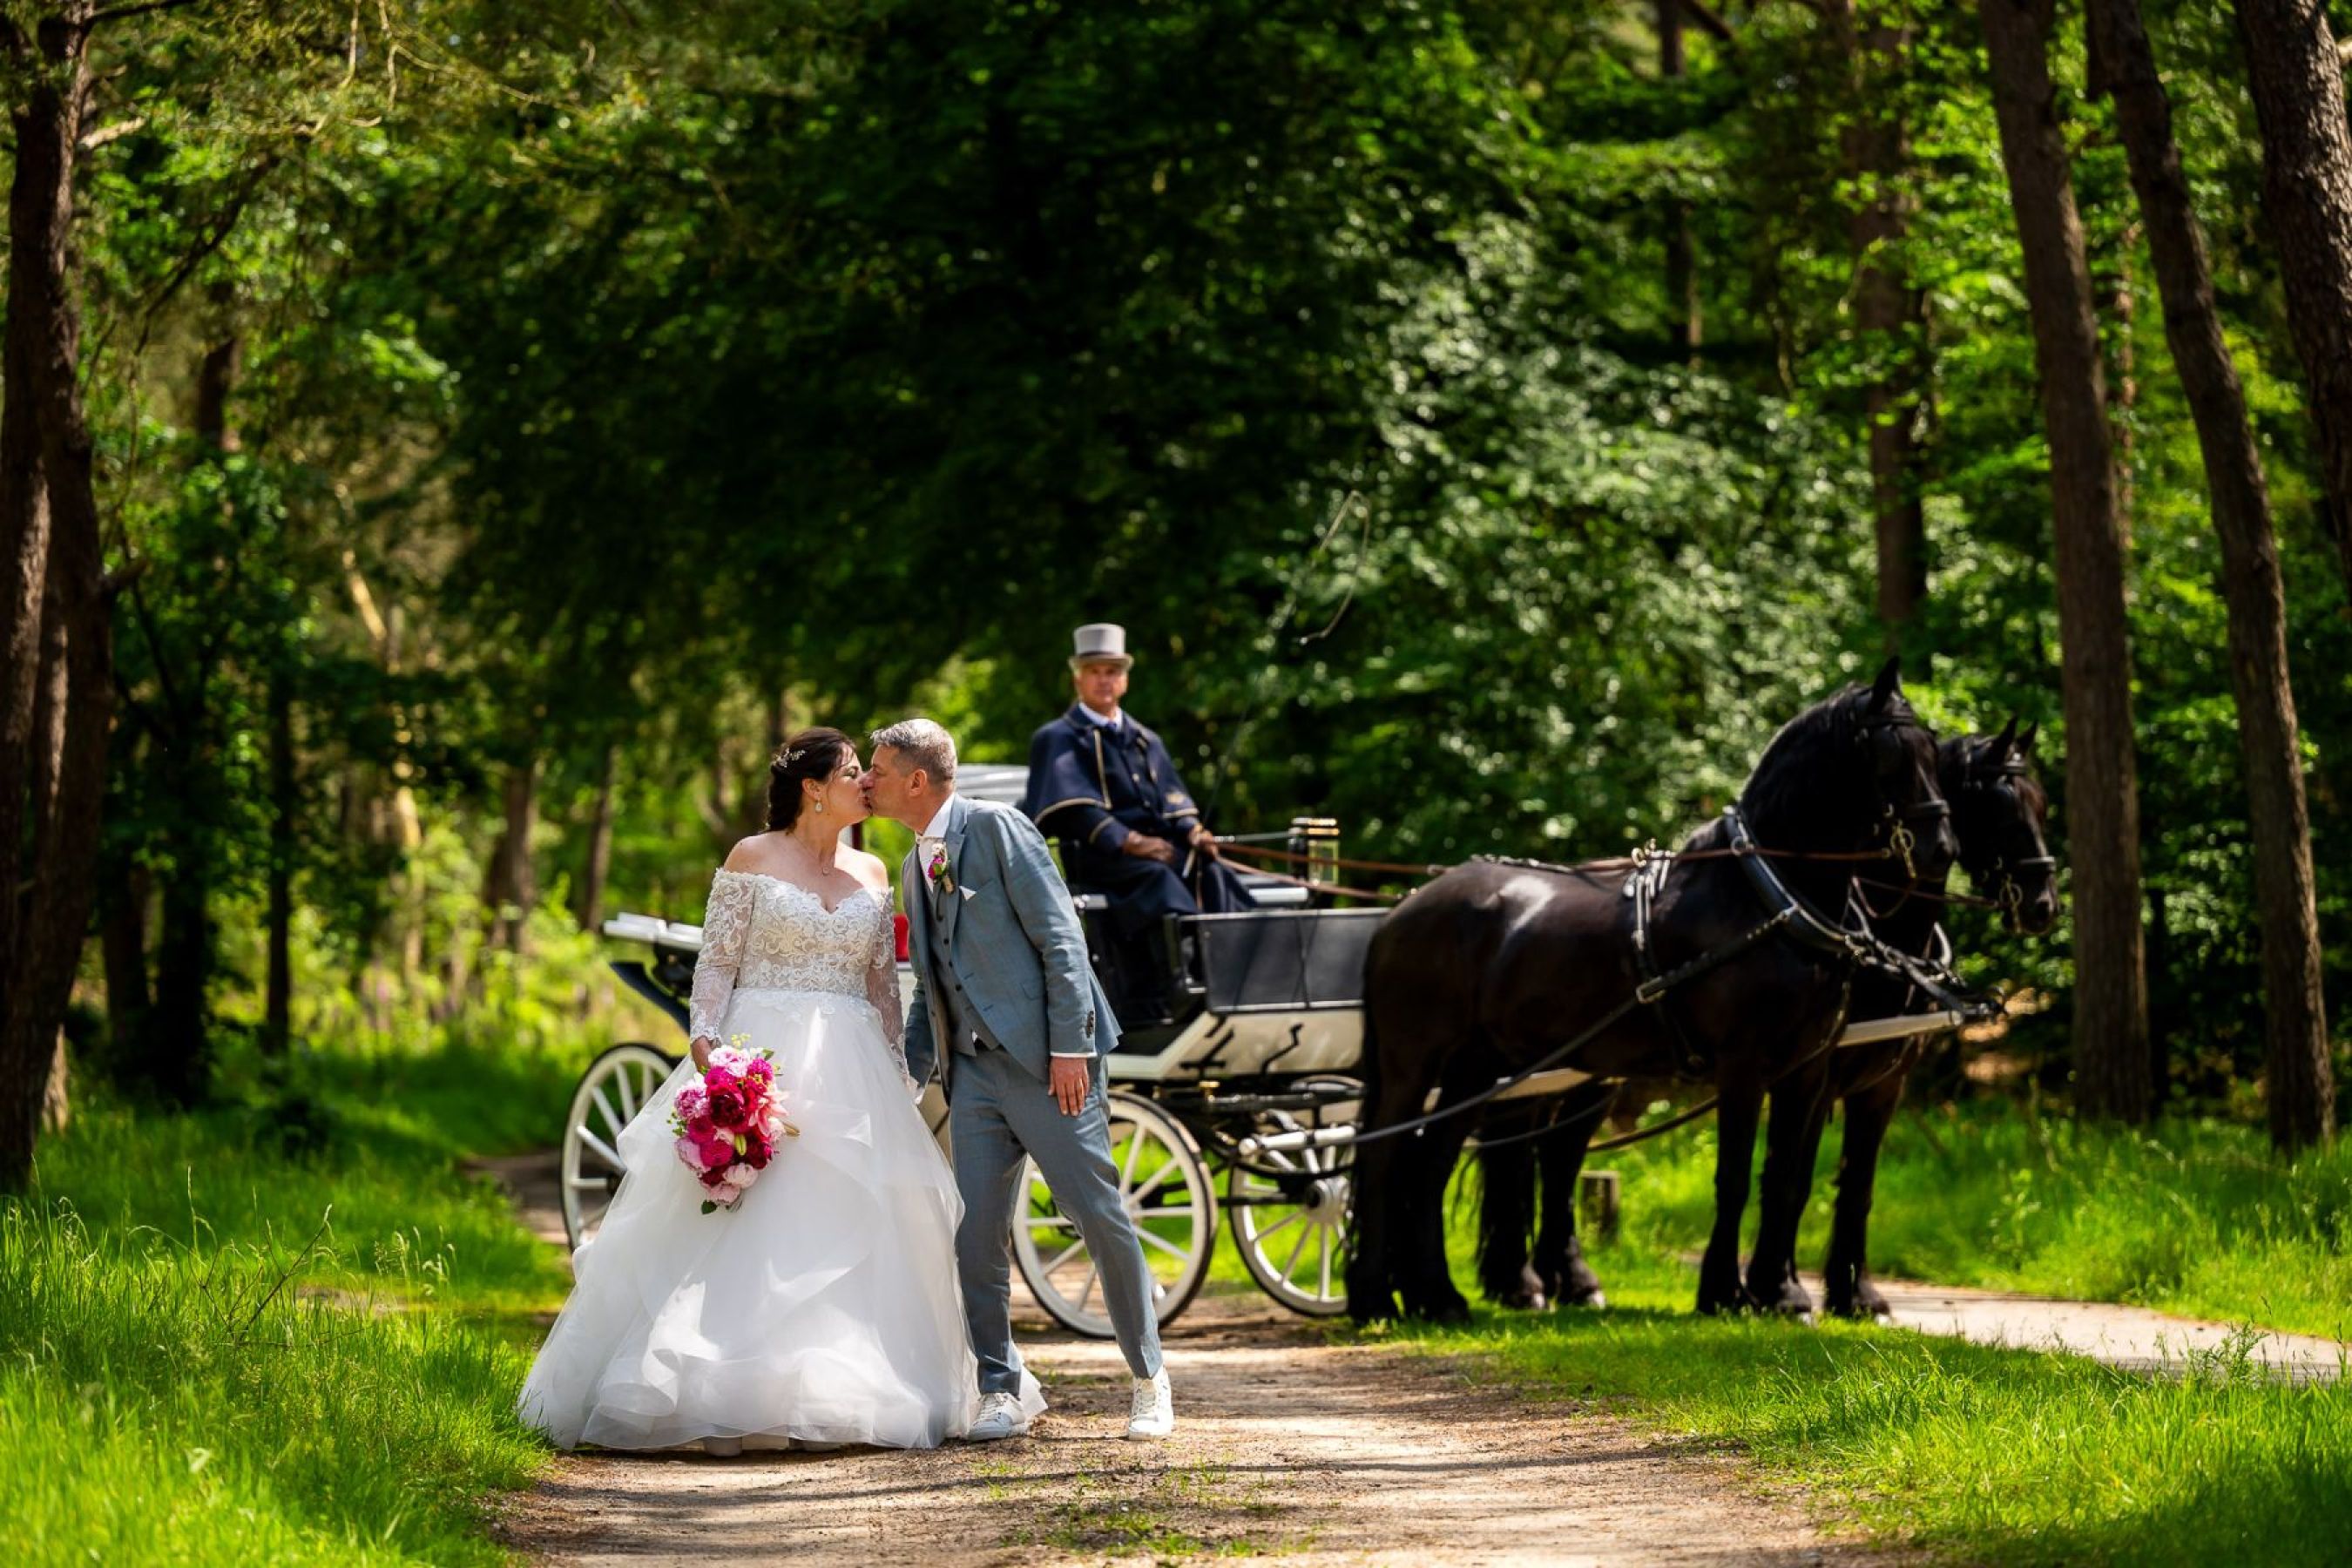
left=517, top=988, right=1044, bottom=1451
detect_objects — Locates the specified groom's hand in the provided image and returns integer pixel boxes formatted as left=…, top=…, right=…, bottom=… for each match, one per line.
left=1049, top=1056, right=1092, bottom=1116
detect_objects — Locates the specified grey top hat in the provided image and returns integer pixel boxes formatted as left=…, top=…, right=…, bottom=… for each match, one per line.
left=1069, top=622, right=1133, bottom=670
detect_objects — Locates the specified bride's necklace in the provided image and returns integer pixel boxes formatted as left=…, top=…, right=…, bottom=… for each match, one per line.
left=781, top=827, right=841, bottom=880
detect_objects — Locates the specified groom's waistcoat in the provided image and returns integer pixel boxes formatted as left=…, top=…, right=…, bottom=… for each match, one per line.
left=923, top=886, right=1002, bottom=1057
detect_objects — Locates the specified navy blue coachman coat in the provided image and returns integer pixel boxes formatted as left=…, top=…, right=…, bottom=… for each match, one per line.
left=1021, top=704, right=1255, bottom=936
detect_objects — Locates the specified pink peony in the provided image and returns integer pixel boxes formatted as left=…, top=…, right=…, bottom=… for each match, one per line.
left=706, top=1181, right=742, bottom=1208
left=703, top=1064, right=740, bottom=1097
left=673, top=1134, right=703, bottom=1169
left=706, top=1087, right=748, bottom=1129
left=693, top=1130, right=735, bottom=1170
left=746, top=1058, right=774, bottom=1085
left=673, top=1085, right=708, bottom=1121
left=722, top=1162, right=758, bottom=1189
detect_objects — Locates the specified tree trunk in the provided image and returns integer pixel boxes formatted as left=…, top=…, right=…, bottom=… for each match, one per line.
left=2233, top=1, right=2352, bottom=606
left=264, top=667, right=294, bottom=1056
left=1659, top=1, right=1702, bottom=356
left=2092, top=0, right=2333, bottom=1148
left=576, top=742, right=618, bottom=932
left=0, top=3, right=116, bottom=1193
left=1978, top=0, right=2152, bottom=1122
left=487, top=758, right=540, bottom=954
left=100, top=856, right=151, bottom=1060
left=148, top=869, right=212, bottom=1107
left=1827, top=1, right=1929, bottom=646
left=2097, top=233, right=2137, bottom=538
left=40, top=1030, right=68, bottom=1133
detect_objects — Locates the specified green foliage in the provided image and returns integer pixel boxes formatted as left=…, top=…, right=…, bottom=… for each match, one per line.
left=64, top=0, right=2352, bottom=1141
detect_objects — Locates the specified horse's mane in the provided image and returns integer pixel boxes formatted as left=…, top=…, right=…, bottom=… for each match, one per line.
left=1737, top=682, right=1880, bottom=841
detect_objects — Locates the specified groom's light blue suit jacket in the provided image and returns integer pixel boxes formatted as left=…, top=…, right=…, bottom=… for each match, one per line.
left=901, top=794, right=1121, bottom=1092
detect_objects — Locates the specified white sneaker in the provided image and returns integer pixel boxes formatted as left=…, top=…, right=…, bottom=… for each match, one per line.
left=1125, top=1370, right=1173, bottom=1440
left=965, top=1390, right=1031, bottom=1441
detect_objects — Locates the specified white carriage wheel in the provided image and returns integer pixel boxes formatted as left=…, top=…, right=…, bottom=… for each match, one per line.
left=1228, top=1075, right=1359, bottom=1317
left=1013, top=1092, right=1215, bottom=1339
left=560, top=1042, right=677, bottom=1251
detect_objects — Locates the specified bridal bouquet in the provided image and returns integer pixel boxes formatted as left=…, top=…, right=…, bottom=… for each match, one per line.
left=670, top=1039, right=798, bottom=1213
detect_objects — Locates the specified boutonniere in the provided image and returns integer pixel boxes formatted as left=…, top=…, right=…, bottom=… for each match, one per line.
left=926, top=846, right=956, bottom=896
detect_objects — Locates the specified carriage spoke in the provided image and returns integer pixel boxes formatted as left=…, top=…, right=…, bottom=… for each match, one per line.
left=576, top=1127, right=625, bottom=1173
left=1075, top=1263, right=1100, bottom=1313
left=1249, top=1209, right=1306, bottom=1246
left=1123, top=1160, right=1183, bottom=1211
left=1119, top=1124, right=1146, bottom=1188
left=1318, top=1233, right=1334, bottom=1299
left=614, top=1067, right=639, bottom=1120
left=1043, top=1235, right=1091, bottom=1277
left=567, top=1175, right=612, bottom=1191
left=1279, top=1224, right=1313, bottom=1281
left=1137, top=1227, right=1194, bottom=1261
left=591, top=1085, right=625, bottom=1139
left=1024, top=1213, right=1077, bottom=1233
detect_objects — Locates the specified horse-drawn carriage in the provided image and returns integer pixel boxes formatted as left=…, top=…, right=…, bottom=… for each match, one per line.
left=560, top=677, right=2046, bottom=1334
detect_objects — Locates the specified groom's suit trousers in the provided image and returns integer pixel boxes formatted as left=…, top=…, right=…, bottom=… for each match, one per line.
left=948, top=1044, right=1165, bottom=1391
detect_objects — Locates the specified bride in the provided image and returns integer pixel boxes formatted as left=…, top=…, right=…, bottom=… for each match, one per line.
left=517, top=727, right=1043, bottom=1452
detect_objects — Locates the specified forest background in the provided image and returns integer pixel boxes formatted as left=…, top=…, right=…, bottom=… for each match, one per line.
left=3, top=0, right=2349, bottom=1175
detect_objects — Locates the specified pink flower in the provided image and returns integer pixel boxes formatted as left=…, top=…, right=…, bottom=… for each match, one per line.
left=693, top=1130, right=735, bottom=1170
left=673, top=1085, right=707, bottom=1121
left=706, top=1181, right=742, bottom=1208
left=746, top=1058, right=774, bottom=1085
left=706, top=1088, right=748, bottom=1129
left=722, top=1162, right=757, bottom=1189
left=673, top=1134, right=703, bottom=1170
left=703, top=1064, right=740, bottom=1097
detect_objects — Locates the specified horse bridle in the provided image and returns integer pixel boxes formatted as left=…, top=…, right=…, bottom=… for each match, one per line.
left=1854, top=706, right=1952, bottom=888
left=1952, top=749, right=2055, bottom=919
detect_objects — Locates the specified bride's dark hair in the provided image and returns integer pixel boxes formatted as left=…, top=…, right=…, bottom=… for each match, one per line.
left=766, top=727, right=853, bottom=832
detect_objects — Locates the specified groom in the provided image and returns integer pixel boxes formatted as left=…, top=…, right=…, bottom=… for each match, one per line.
left=862, top=718, right=1173, bottom=1442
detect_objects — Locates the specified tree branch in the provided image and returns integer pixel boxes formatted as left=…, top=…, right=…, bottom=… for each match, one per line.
left=90, top=0, right=208, bottom=27
left=1685, top=0, right=1736, bottom=43
left=78, top=114, right=144, bottom=152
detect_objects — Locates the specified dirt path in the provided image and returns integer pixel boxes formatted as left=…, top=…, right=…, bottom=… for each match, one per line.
left=481, top=1155, right=1880, bottom=1565
left=1841, top=1274, right=2347, bottom=1385
left=499, top=1287, right=1885, bottom=1567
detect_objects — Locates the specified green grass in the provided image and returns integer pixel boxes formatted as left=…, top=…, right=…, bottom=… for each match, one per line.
left=1571, top=1098, right=2352, bottom=1341
left=3, top=1020, right=603, bottom=1566
left=1384, top=1297, right=2352, bottom=1567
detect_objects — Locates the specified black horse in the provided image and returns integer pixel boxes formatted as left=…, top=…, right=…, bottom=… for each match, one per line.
left=1804, top=720, right=2057, bottom=1317
left=1475, top=720, right=2058, bottom=1319
left=1346, top=659, right=1957, bottom=1322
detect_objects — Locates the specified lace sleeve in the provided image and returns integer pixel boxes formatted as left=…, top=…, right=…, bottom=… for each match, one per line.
left=689, top=869, right=756, bottom=1044
left=866, top=899, right=917, bottom=1096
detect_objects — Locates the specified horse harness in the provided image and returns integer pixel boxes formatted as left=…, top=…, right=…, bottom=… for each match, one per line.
left=1348, top=807, right=1997, bottom=1152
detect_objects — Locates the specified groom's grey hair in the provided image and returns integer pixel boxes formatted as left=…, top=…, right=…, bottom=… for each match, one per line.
left=870, top=719, right=957, bottom=786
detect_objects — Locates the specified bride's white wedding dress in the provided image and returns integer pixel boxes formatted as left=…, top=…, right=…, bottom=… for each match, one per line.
left=517, top=868, right=1043, bottom=1451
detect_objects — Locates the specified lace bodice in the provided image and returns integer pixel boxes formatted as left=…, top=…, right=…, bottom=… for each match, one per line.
left=688, top=870, right=908, bottom=1085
